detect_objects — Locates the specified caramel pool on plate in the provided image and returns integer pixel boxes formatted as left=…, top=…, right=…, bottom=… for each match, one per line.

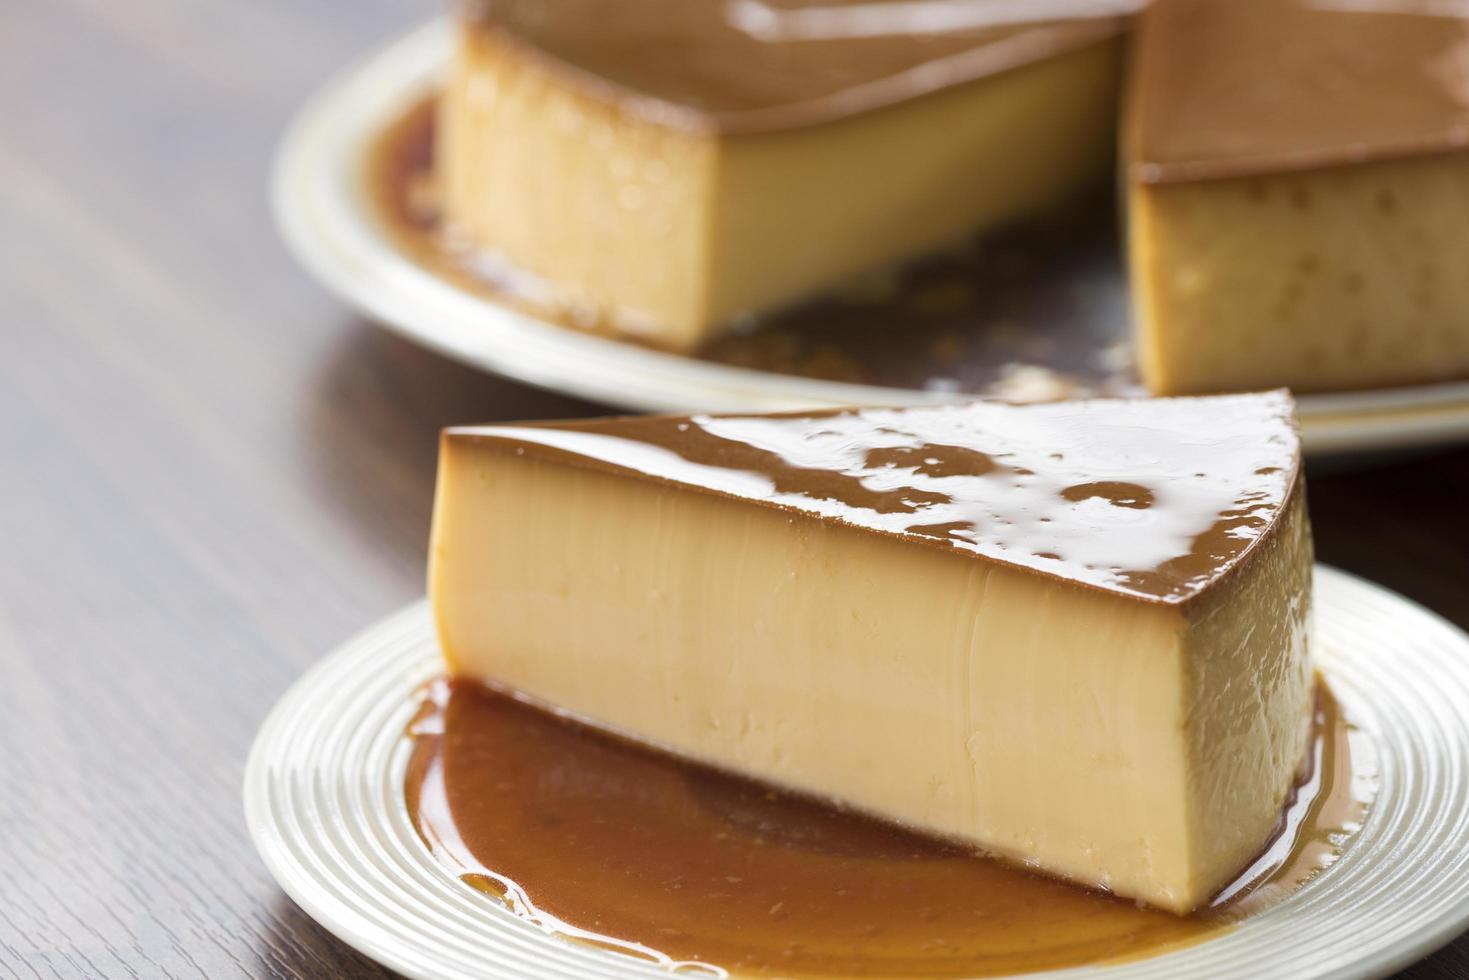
left=406, top=678, right=1370, bottom=979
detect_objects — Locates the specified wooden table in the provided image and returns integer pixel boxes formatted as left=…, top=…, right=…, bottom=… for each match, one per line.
left=2, top=2, right=1465, bottom=977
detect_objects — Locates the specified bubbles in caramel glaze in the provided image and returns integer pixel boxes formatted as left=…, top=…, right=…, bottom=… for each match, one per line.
left=1061, top=480, right=1156, bottom=509
left=450, top=391, right=1299, bottom=603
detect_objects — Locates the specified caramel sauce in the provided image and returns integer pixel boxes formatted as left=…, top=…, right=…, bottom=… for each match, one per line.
left=1131, top=0, right=1469, bottom=184
left=366, top=96, right=1139, bottom=400
left=460, top=0, right=1123, bottom=135
left=467, top=0, right=1469, bottom=171
left=446, top=392, right=1300, bottom=605
left=406, top=678, right=1372, bottom=979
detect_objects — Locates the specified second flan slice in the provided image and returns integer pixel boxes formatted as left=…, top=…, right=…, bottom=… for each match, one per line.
left=1126, top=0, right=1469, bottom=394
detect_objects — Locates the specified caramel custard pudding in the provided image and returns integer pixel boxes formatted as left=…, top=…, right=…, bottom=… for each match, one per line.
left=427, top=393, right=1316, bottom=916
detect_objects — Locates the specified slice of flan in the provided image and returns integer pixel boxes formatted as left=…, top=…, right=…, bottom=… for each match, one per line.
left=428, top=391, right=1314, bottom=914
left=440, top=0, right=1123, bottom=348
left=1125, top=0, right=1469, bottom=395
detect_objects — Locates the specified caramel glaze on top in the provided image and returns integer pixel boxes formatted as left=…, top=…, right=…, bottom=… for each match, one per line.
left=460, top=0, right=1124, bottom=133
left=1130, top=0, right=1469, bottom=183
left=446, top=392, right=1301, bottom=605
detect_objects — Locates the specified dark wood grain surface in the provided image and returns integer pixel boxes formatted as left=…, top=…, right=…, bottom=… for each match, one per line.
left=0, top=2, right=1465, bottom=977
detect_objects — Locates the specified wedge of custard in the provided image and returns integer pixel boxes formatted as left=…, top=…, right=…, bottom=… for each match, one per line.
left=428, top=391, right=1313, bottom=914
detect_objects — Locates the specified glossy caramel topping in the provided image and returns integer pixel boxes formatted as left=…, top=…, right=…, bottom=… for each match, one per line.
left=463, top=0, right=1124, bottom=132
left=1130, top=0, right=1469, bottom=183
left=407, top=678, right=1370, bottom=978
left=447, top=392, right=1300, bottom=604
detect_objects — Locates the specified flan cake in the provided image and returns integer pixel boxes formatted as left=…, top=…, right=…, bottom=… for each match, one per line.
left=439, top=0, right=1124, bottom=347
left=428, top=390, right=1314, bottom=913
left=1126, top=0, right=1469, bottom=395
left=437, top=0, right=1469, bottom=397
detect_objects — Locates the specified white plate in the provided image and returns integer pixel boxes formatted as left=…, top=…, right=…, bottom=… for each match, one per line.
left=272, top=19, right=1469, bottom=458
left=245, top=565, right=1469, bottom=980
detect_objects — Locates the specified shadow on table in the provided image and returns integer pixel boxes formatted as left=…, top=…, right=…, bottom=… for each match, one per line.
left=255, top=894, right=403, bottom=979
left=296, top=319, right=604, bottom=571
left=1308, top=448, right=1469, bottom=633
